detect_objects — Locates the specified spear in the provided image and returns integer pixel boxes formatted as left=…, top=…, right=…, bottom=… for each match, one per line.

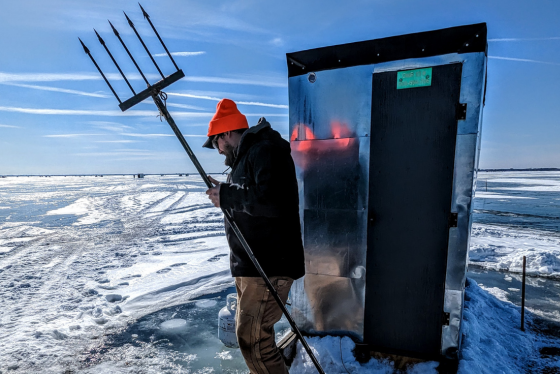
left=108, top=20, right=150, bottom=86
left=139, top=3, right=179, bottom=70
left=78, top=38, right=121, bottom=104
left=94, top=29, right=136, bottom=95
left=124, top=11, right=165, bottom=79
left=79, top=9, right=325, bottom=374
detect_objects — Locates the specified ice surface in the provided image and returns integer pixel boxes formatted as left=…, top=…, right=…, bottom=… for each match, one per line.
left=291, top=279, right=560, bottom=374
left=470, top=223, right=560, bottom=278
left=196, top=299, right=218, bottom=308
left=159, top=318, right=188, bottom=334
left=472, top=171, right=560, bottom=278
left=1, top=172, right=559, bottom=373
left=0, top=175, right=232, bottom=373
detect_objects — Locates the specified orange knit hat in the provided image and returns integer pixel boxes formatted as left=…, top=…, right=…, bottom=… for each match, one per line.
left=203, top=99, right=248, bottom=149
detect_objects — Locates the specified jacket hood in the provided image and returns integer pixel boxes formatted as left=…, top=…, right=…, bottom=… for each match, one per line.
left=234, top=117, right=290, bottom=160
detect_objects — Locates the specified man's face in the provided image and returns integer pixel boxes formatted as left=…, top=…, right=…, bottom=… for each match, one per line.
left=214, top=133, right=235, bottom=167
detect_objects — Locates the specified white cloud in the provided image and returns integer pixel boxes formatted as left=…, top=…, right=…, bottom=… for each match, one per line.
left=167, top=92, right=288, bottom=108
left=0, top=72, right=158, bottom=83
left=0, top=106, right=153, bottom=116
left=0, top=71, right=286, bottom=87
left=73, top=151, right=156, bottom=157
left=87, top=121, right=134, bottom=132
left=270, top=37, right=284, bottom=46
left=0, top=106, right=213, bottom=118
left=1, top=82, right=109, bottom=98
left=120, top=133, right=175, bottom=138
left=237, top=101, right=288, bottom=109
left=0, top=72, right=100, bottom=82
left=43, top=132, right=202, bottom=140
left=0, top=124, right=20, bottom=128
left=120, top=133, right=206, bottom=138
left=167, top=89, right=260, bottom=101
left=489, top=37, right=560, bottom=42
left=153, top=51, right=206, bottom=57
left=94, top=140, right=143, bottom=143
left=244, top=113, right=288, bottom=117
left=167, top=92, right=220, bottom=101
left=489, top=56, right=560, bottom=66
left=43, top=134, right=104, bottom=138
left=181, top=76, right=286, bottom=88
left=166, top=103, right=206, bottom=111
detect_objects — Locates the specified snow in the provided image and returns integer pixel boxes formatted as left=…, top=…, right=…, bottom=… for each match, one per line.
left=0, top=175, right=232, bottom=373
left=0, top=172, right=559, bottom=373
left=159, top=318, right=188, bottom=334
left=470, top=224, right=560, bottom=278
left=471, top=171, right=560, bottom=278
left=292, top=278, right=560, bottom=374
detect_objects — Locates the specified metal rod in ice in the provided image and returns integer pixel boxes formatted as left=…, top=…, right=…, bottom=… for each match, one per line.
left=124, top=11, right=165, bottom=79
left=94, top=29, right=136, bottom=95
left=108, top=20, right=150, bottom=86
left=521, top=255, right=526, bottom=331
left=138, top=3, right=179, bottom=71
left=78, top=38, right=122, bottom=104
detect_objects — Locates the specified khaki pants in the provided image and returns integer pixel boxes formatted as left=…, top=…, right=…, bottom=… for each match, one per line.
left=235, top=276, right=294, bottom=374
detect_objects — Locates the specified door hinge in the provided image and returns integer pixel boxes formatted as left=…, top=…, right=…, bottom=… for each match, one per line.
left=442, top=312, right=450, bottom=326
left=456, top=103, right=467, bottom=120
left=448, top=212, right=458, bottom=228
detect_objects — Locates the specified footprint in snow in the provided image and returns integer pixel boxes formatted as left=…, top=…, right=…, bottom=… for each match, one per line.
left=156, top=268, right=172, bottom=274
left=207, top=254, right=228, bottom=262
left=121, top=274, right=141, bottom=280
left=98, top=285, right=118, bottom=290
left=105, top=294, right=122, bottom=303
left=170, top=263, right=187, bottom=267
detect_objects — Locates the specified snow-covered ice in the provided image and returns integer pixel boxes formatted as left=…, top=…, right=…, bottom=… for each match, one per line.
left=159, top=318, right=188, bottom=334
left=0, top=175, right=233, bottom=373
left=0, top=171, right=559, bottom=373
left=471, top=171, right=560, bottom=278
left=290, top=278, right=560, bottom=374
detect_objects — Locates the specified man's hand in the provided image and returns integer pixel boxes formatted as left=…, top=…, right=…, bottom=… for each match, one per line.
left=206, top=175, right=221, bottom=208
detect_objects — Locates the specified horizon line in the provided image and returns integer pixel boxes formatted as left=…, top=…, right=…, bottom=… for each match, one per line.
left=2, top=167, right=560, bottom=177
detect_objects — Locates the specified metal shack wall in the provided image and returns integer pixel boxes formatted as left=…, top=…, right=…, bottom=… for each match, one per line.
left=288, top=52, right=486, bottom=354
left=289, top=65, right=373, bottom=339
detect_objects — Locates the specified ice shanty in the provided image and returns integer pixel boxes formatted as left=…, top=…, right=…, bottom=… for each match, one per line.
left=286, top=23, right=488, bottom=360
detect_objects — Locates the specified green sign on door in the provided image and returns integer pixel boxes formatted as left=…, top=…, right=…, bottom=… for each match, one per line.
left=397, top=67, right=432, bottom=89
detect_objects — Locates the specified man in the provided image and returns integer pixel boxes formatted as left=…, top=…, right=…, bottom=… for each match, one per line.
left=204, top=98, right=305, bottom=374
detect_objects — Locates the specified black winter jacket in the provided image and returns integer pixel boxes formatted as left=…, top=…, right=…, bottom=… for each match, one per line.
left=219, top=118, right=305, bottom=280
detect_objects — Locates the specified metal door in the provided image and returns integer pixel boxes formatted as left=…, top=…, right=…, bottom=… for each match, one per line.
left=364, top=63, right=463, bottom=357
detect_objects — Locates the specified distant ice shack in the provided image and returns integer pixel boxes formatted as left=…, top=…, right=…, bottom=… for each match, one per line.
left=286, top=23, right=487, bottom=361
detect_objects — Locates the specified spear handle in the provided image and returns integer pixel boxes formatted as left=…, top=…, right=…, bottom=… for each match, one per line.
left=151, top=94, right=326, bottom=374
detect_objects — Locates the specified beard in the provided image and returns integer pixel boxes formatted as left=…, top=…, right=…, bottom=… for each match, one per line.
left=222, top=142, right=236, bottom=167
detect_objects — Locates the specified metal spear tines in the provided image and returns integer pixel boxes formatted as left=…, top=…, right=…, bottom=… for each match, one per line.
left=94, top=29, right=136, bottom=95
left=138, top=3, right=179, bottom=70
left=79, top=5, right=185, bottom=112
left=108, top=20, right=150, bottom=86
left=78, top=37, right=122, bottom=104
left=124, top=11, right=165, bottom=79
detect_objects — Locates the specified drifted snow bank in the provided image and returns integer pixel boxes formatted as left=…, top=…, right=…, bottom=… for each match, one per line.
left=470, top=224, right=560, bottom=279
left=291, top=279, right=558, bottom=374
left=290, top=336, right=437, bottom=373
left=459, top=279, right=536, bottom=373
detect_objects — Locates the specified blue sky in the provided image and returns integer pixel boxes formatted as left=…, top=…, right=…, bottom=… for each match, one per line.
left=0, top=0, right=559, bottom=174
